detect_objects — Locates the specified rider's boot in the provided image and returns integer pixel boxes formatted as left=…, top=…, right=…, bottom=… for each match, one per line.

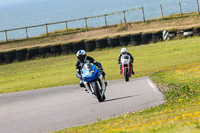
left=79, top=80, right=88, bottom=92
left=119, top=65, right=122, bottom=74
left=131, top=64, right=135, bottom=75
left=79, top=80, right=84, bottom=87
left=105, top=81, right=107, bottom=86
left=132, top=70, right=135, bottom=75
left=98, top=70, right=107, bottom=87
left=101, top=71, right=107, bottom=87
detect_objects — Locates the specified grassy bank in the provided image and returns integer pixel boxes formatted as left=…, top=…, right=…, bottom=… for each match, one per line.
left=0, top=37, right=200, bottom=93
left=54, top=63, right=200, bottom=133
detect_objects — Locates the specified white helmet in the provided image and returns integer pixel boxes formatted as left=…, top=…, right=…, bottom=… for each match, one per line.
left=76, top=50, right=86, bottom=62
left=121, top=48, right=127, bottom=55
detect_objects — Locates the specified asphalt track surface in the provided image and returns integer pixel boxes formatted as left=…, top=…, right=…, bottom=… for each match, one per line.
left=0, top=77, right=164, bottom=133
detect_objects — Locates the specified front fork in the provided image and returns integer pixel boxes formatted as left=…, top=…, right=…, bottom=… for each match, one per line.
left=122, top=66, right=129, bottom=76
left=121, top=64, right=132, bottom=76
left=83, top=74, right=106, bottom=97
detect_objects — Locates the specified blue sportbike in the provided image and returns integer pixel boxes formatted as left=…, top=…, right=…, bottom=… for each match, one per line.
left=81, top=62, right=106, bottom=102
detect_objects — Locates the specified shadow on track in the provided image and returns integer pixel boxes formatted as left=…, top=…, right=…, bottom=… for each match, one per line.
left=105, top=94, right=140, bottom=102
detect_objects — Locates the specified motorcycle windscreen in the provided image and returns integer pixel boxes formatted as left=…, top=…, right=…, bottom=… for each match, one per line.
left=121, top=55, right=130, bottom=59
left=82, top=63, right=93, bottom=71
left=121, top=55, right=130, bottom=65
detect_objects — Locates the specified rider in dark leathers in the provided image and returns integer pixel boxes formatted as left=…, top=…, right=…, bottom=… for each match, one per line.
left=75, top=50, right=106, bottom=88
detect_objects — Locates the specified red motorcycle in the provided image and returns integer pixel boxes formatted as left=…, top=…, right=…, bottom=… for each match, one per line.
left=120, top=55, right=132, bottom=82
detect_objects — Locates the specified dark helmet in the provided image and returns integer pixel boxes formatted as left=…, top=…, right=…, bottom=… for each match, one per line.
left=76, top=50, right=86, bottom=62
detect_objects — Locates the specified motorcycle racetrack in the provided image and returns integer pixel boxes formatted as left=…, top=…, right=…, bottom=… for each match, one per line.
left=0, top=77, right=164, bottom=133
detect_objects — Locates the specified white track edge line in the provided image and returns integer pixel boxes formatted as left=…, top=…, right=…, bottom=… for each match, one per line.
left=146, top=78, right=161, bottom=95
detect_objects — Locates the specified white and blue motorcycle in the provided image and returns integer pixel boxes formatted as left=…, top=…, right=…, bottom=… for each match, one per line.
left=81, top=62, right=106, bottom=102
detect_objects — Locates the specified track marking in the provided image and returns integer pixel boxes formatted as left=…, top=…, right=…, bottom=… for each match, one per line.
left=146, top=78, right=161, bottom=95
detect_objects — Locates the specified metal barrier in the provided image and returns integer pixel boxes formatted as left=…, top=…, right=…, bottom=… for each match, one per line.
left=0, top=7, right=144, bottom=42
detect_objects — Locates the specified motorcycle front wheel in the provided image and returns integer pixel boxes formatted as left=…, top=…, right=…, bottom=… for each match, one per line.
left=124, top=68, right=129, bottom=82
left=92, top=82, right=105, bottom=102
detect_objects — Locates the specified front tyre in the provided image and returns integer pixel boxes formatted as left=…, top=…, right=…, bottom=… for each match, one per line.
left=92, top=82, right=104, bottom=102
left=124, top=68, right=129, bottom=82
left=102, top=95, right=106, bottom=101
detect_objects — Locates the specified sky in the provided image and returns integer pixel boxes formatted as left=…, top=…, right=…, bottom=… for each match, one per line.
left=0, top=0, right=28, bottom=5
left=0, top=0, right=48, bottom=6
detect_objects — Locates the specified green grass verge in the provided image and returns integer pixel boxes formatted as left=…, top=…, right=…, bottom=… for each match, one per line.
left=53, top=63, right=200, bottom=133
left=0, top=37, right=200, bottom=93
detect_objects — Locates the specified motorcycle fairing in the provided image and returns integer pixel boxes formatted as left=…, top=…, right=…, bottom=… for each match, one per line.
left=81, top=63, right=100, bottom=82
